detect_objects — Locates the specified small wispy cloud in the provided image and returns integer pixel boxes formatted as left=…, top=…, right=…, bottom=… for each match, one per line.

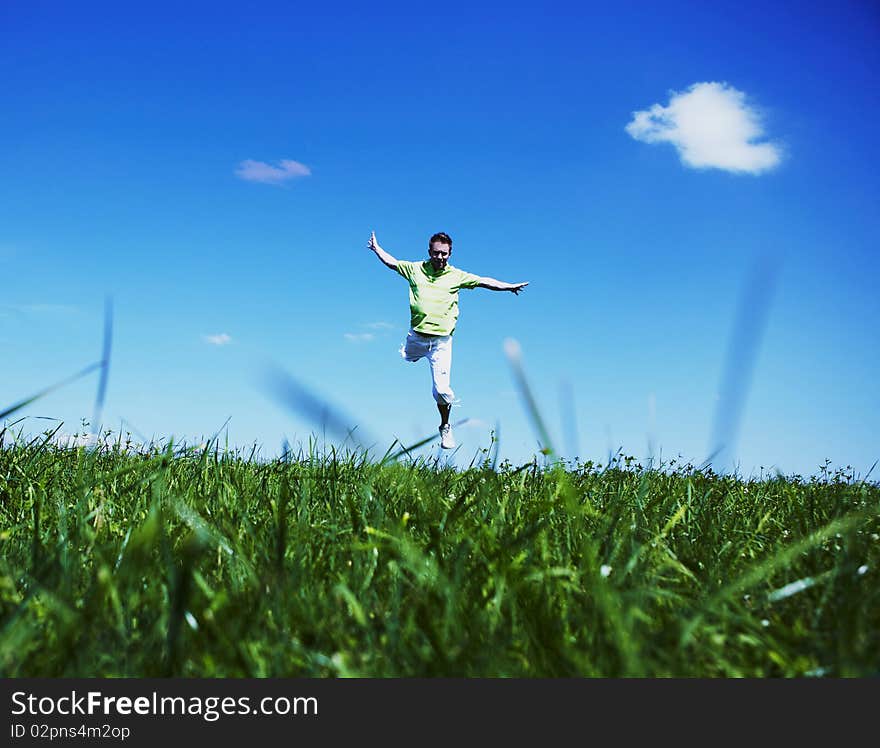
left=204, top=333, right=232, bottom=345
left=234, top=159, right=312, bottom=185
left=461, top=418, right=489, bottom=430
left=0, top=303, right=80, bottom=326
left=625, top=81, right=782, bottom=174
left=2, top=303, right=79, bottom=316
left=343, top=321, right=394, bottom=343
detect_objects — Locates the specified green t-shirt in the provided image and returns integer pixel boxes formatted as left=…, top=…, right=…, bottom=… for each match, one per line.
left=395, top=260, right=482, bottom=336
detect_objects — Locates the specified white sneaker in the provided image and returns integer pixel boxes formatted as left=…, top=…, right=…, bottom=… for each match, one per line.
left=439, top=424, right=456, bottom=449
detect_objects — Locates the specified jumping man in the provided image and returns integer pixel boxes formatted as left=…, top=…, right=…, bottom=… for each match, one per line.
left=367, top=230, right=529, bottom=449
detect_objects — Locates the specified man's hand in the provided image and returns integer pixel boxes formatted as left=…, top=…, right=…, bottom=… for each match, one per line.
left=477, top=277, right=529, bottom=293
left=367, top=230, right=399, bottom=271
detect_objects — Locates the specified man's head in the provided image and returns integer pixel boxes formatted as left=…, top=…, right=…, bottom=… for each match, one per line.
left=428, top=232, right=452, bottom=271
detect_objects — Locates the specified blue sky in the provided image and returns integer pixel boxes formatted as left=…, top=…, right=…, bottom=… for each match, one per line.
left=3, top=0, right=878, bottom=478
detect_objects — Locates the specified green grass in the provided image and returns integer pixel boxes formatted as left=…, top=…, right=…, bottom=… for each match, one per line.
left=0, top=427, right=877, bottom=677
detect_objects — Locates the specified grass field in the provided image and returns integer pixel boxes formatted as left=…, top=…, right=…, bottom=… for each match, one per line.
left=1, top=424, right=877, bottom=678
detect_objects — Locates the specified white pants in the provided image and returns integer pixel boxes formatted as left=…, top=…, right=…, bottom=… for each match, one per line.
left=400, top=330, right=454, bottom=405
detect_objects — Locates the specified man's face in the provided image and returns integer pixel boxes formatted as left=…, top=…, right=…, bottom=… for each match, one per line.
left=428, top=241, right=451, bottom=271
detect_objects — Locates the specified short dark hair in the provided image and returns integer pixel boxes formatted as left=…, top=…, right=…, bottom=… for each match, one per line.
left=429, top=232, right=452, bottom=249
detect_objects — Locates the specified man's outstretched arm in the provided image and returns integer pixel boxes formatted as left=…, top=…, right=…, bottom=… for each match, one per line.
left=477, top=277, right=529, bottom=295
left=367, top=231, right=399, bottom=271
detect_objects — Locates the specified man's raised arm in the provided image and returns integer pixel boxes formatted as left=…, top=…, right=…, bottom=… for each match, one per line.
left=477, top=277, right=529, bottom=295
left=368, top=231, right=399, bottom=271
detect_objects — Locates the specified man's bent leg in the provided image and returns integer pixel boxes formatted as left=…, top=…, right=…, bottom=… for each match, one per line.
left=400, top=330, right=427, bottom=363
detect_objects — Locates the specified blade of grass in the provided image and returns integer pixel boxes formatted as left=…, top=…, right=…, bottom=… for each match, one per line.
left=91, top=296, right=114, bottom=438
left=0, top=362, right=102, bottom=421
left=503, top=338, right=556, bottom=459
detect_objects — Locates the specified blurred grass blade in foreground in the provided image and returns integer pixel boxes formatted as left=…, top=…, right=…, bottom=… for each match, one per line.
left=385, top=418, right=471, bottom=463
left=504, top=337, right=556, bottom=458
left=707, top=254, right=781, bottom=474
left=91, top=295, right=114, bottom=437
left=0, top=361, right=102, bottom=421
left=263, top=363, right=375, bottom=451
left=559, top=378, right=580, bottom=462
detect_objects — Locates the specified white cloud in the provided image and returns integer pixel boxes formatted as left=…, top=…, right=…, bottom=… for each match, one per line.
left=344, top=332, right=375, bottom=343
left=50, top=431, right=155, bottom=454
left=365, top=321, right=394, bottom=330
left=51, top=432, right=101, bottom=449
left=235, top=159, right=312, bottom=185
left=625, top=82, right=781, bottom=174
left=204, top=333, right=232, bottom=345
